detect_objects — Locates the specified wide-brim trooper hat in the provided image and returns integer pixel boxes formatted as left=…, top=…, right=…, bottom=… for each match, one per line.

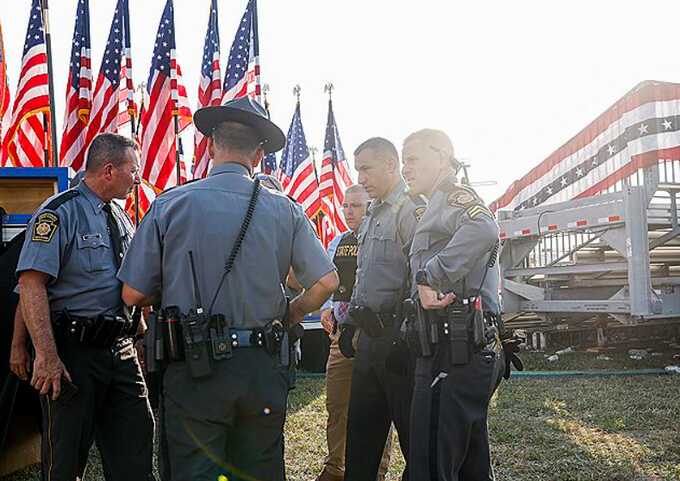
left=193, top=96, right=286, bottom=154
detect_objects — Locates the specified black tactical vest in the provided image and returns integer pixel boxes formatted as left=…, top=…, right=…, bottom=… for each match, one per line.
left=332, top=231, right=358, bottom=302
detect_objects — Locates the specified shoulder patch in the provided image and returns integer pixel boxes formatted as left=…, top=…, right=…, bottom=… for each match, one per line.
left=44, top=189, right=79, bottom=211
left=32, top=212, right=59, bottom=243
left=414, top=206, right=426, bottom=222
left=447, top=190, right=477, bottom=207
left=446, top=186, right=493, bottom=220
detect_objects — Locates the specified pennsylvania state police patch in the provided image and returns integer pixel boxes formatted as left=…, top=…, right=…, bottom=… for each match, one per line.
left=447, top=190, right=476, bottom=207
left=32, top=212, right=59, bottom=243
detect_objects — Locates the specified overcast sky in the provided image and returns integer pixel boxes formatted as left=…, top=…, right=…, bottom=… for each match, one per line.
left=3, top=0, right=680, bottom=201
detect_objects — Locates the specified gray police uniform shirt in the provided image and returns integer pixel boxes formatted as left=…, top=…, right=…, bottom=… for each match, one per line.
left=16, top=181, right=134, bottom=317
left=351, top=179, right=419, bottom=313
left=117, top=163, right=335, bottom=329
left=409, top=174, right=501, bottom=314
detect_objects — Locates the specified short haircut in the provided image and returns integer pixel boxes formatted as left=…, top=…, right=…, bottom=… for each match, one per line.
left=345, top=184, right=368, bottom=197
left=403, top=129, right=455, bottom=159
left=353, top=137, right=399, bottom=165
left=212, top=121, right=261, bottom=156
left=85, top=133, right=137, bottom=172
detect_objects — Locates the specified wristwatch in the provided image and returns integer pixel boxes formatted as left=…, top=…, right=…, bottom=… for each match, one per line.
left=415, top=269, right=431, bottom=287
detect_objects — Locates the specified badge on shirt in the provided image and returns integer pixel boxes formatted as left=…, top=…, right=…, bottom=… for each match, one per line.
left=414, top=206, right=426, bottom=222
left=32, top=212, right=59, bottom=243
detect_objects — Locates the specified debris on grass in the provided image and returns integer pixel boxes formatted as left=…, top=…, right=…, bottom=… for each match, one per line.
left=629, top=348, right=649, bottom=360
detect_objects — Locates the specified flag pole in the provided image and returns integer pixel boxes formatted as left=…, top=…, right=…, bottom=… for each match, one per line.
left=41, top=113, right=50, bottom=167
left=174, top=112, right=181, bottom=185
left=262, top=83, right=272, bottom=174
left=129, top=105, right=139, bottom=226
left=133, top=81, right=146, bottom=226
left=40, top=0, right=59, bottom=167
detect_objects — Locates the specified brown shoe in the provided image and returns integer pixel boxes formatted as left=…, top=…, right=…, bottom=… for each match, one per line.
left=314, top=469, right=344, bottom=481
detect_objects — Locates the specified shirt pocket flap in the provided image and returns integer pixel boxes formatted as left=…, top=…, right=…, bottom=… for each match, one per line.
left=410, top=232, right=432, bottom=255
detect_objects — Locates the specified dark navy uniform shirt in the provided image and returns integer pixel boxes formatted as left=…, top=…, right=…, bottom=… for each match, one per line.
left=16, top=181, right=134, bottom=317
left=117, top=162, right=335, bottom=329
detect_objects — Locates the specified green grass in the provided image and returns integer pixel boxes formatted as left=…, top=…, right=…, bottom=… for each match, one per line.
left=4, top=352, right=680, bottom=481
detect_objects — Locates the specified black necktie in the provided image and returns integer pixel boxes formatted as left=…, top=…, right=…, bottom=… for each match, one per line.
left=103, top=204, right=123, bottom=267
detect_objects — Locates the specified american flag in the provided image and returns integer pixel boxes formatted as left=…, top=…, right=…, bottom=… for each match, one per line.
left=83, top=0, right=135, bottom=167
left=280, top=102, right=321, bottom=219
left=140, top=0, right=192, bottom=192
left=193, top=0, right=221, bottom=180
left=319, top=98, right=353, bottom=240
left=59, top=0, right=92, bottom=172
left=263, top=151, right=278, bottom=175
left=2, top=0, right=51, bottom=167
left=491, top=81, right=680, bottom=212
left=125, top=178, right=160, bottom=222
left=0, top=21, right=11, bottom=145
left=222, top=0, right=261, bottom=103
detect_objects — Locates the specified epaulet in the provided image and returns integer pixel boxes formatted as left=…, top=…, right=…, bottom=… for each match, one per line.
left=44, top=189, right=79, bottom=211
left=390, top=191, right=408, bottom=214
left=437, top=177, right=458, bottom=193
left=409, top=193, right=427, bottom=207
left=31, top=191, right=78, bottom=242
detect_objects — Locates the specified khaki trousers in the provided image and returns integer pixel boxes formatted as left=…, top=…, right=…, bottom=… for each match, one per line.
left=323, top=330, right=393, bottom=480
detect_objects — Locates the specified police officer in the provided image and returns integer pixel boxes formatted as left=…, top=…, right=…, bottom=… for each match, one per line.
left=315, top=184, right=394, bottom=481
left=402, top=129, right=505, bottom=480
left=16, top=133, right=155, bottom=481
left=344, top=137, right=422, bottom=481
left=118, top=97, right=339, bottom=481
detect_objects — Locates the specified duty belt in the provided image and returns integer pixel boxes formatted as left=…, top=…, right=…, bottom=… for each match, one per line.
left=404, top=297, right=501, bottom=364
left=348, top=306, right=401, bottom=338
left=52, top=310, right=137, bottom=349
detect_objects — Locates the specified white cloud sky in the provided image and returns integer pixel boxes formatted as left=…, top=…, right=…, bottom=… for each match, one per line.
left=3, top=0, right=680, bottom=201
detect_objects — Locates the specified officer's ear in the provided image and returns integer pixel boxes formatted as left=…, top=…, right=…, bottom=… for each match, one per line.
left=385, top=155, right=398, bottom=175
left=207, top=136, right=216, bottom=160
left=102, top=162, right=115, bottom=180
left=252, top=147, right=264, bottom=170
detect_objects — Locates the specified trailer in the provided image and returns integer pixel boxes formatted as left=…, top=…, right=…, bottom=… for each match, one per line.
left=495, top=81, right=680, bottom=348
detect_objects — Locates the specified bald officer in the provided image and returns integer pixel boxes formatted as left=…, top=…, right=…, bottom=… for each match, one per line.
left=344, top=137, right=422, bottom=481
left=16, top=133, right=154, bottom=481
left=402, top=129, right=505, bottom=480
left=118, top=97, right=338, bottom=481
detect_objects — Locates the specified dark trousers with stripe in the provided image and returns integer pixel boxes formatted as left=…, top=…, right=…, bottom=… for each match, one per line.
left=40, top=339, right=155, bottom=481
left=408, top=344, right=504, bottom=481
left=344, top=333, right=414, bottom=481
